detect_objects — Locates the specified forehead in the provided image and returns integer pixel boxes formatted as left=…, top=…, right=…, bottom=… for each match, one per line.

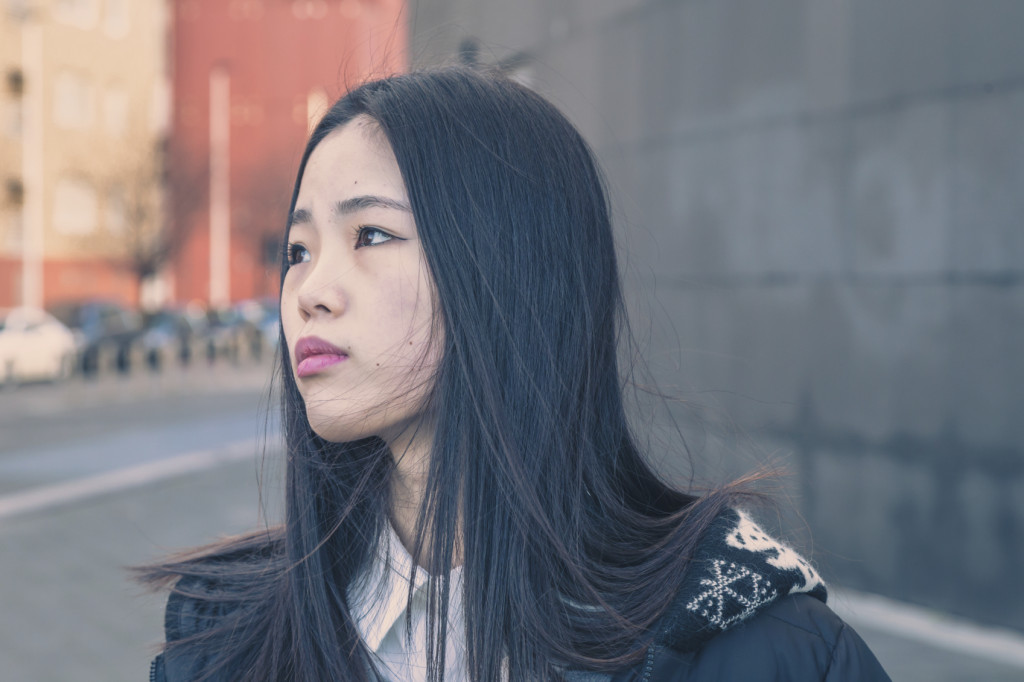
left=297, top=117, right=407, bottom=204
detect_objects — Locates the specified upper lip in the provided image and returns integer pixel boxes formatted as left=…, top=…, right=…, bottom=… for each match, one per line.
left=293, top=335, right=347, bottom=365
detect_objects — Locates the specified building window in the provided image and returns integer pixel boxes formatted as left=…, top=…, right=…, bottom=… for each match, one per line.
left=291, top=0, right=328, bottom=20
left=102, top=86, right=129, bottom=136
left=6, top=69, right=24, bottom=97
left=263, top=234, right=282, bottom=266
left=4, top=178, right=24, bottom=205
left=53, top=0, right=100, bottom=29
left=54, top=71, right=95, bottom=130
left=103, top=0, right=130, bottom=38
left=53, top=177, right=98, bottom=235
left=229, top=0, right=264, bottom=20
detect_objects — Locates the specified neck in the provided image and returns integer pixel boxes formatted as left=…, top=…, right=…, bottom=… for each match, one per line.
left=384, top=422, right=464, bottom=572
left=384, top=423, right=436, bottom=569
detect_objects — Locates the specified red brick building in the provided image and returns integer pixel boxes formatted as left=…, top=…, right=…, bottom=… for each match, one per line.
left=168, top=0, right=406, bottom=307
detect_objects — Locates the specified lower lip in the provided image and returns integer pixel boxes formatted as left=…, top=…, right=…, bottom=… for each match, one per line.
left=296, top=354, right=347, bottom=378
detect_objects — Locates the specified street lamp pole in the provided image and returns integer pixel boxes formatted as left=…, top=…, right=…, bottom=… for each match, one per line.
left=208, top=65, right=230, bottom=309
left=17, top=3, right=44, bottom=308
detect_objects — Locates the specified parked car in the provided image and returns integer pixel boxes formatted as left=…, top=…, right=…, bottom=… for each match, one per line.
left=231, top=298, right=280, bottom=359
left=0, top=306, right=77, bottom=384
left=203, top=306, right=247, bottom=361
left=140, top=305, right=210, bottom=369
left=48, top=300, right=144, bottom=375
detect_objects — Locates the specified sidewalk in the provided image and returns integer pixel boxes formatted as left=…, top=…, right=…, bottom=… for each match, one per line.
left=833, top=591, right=1024, bottom=682
left=1, top=449, right=1022, bottom=681
left=0, top=454, right=279, bottom=682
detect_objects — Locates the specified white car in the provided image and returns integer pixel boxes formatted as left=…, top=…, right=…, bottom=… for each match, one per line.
left=0, top=306, right=77, bottom=384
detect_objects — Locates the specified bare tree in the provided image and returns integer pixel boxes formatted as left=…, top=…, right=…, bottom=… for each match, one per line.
left=105, top=137, right=206, bottom=303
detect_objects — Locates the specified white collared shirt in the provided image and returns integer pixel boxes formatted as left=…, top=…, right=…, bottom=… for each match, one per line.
left=347, top=523, right=469, bottom=682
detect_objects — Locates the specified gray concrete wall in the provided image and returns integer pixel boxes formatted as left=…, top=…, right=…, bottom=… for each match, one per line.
left=407, top=1, right=1024, bottom=630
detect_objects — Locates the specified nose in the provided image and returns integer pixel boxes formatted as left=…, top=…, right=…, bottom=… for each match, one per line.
left=294, top=261, right=347, bottom=322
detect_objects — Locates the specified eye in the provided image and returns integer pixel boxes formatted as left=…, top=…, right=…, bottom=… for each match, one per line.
left=286, top=242, right=311, bottom=266
left=355, top=226, right=397, bottom=249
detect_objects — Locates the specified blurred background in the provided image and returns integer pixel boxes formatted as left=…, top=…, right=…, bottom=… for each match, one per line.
left=1, top=1, right=1022, bottom=680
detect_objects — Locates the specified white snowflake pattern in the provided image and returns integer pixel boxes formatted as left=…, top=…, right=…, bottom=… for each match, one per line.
left=685, top=559, right=778, bottom=629
left=724, top=511, right=824, bottom=595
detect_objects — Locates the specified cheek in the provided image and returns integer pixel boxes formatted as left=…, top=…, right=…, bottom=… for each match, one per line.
left=379, top=283, right=431, bottom=341
left=370, top=271, right=437, bottom=364
left=278, top=288, right=302, bottom=348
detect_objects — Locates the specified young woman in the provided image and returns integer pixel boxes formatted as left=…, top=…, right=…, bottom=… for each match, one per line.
left=144, top=67, right=889, bottom=681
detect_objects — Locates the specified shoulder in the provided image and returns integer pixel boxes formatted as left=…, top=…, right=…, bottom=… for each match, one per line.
left=638, top=595, right=891, bottom=682
left=154, top=575, right=244, bottom=682
left=622, top=508, right=890, bottom=681
left=150, top=532, right=284, bottom=682
left=164, top=574, right=242, bottom=642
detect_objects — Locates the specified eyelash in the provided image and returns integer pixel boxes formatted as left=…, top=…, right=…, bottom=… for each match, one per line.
left=284, top=226, right=401, bottom=267
left=353, top=225, right=397, bottom=249
left=284, top=242, right=309, bottom=266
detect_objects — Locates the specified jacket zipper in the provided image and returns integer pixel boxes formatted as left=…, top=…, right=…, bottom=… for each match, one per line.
left=638, top=644, right=658, bottom=682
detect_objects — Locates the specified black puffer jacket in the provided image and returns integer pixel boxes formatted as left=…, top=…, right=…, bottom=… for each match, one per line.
left=608, top=594, right=887, bottom=681
left=152, top=510, right=889, bottom=681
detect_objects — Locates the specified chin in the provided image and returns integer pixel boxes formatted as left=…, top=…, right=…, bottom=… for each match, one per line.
left=295, top=398, right=358, bottom=442
left=306, top=415, right=367, bottom=444
left=297, top=383, right=434, bottom=446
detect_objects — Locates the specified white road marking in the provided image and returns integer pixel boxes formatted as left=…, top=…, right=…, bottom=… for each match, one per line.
left=830, top=587, right=1024, bottom=668
left=0, top=440, right=258, bottom=522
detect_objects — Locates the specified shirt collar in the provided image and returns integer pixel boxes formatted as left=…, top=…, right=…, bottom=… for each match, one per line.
left=348, top=521, right=431, bottom=651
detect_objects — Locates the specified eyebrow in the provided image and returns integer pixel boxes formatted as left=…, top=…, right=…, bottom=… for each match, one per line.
left=287, top=194, right=412, bottom=229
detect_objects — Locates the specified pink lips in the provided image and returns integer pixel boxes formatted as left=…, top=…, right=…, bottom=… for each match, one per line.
left=293, top=336, right=348, bottom=378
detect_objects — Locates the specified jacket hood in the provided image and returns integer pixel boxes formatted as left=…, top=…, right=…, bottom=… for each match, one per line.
left=655, top=508, right=827, bottom=653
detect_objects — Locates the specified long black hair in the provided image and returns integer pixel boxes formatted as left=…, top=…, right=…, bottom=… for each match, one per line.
left=142, top=66, right=752, bottom=682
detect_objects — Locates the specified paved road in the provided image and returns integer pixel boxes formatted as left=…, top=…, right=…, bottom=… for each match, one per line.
left=833, top=595, right=1024, bottom=681
left=0, top=365, right=1022, bottom=681
left=0, top=361, right=278, bottom=494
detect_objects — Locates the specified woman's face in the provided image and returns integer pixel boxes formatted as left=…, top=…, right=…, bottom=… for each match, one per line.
left=281, top=117, right=439, bottom=448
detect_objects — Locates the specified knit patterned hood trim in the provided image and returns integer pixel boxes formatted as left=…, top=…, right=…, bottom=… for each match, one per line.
left=656, top=508, right=827, bottom=652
